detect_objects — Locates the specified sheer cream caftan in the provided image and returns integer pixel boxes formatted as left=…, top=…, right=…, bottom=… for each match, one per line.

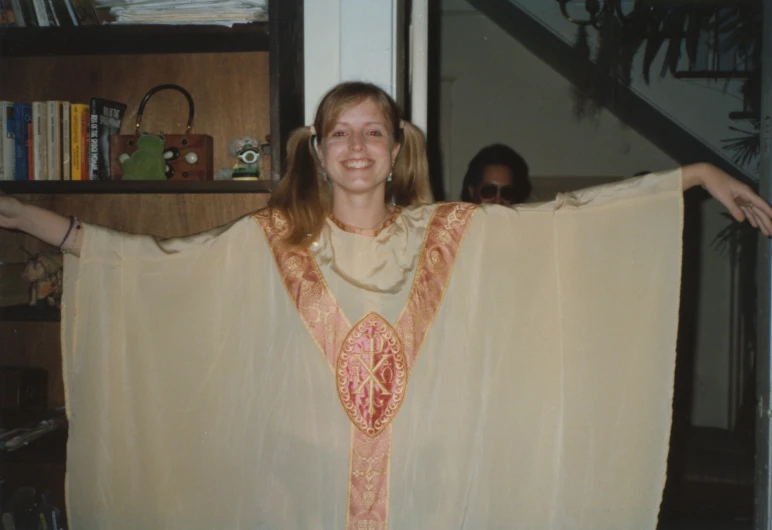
left=61, top=169, right=683, bottom=529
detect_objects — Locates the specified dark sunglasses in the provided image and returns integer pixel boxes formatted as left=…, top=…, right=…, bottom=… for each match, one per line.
left=479, top=184, right=518, bottom=202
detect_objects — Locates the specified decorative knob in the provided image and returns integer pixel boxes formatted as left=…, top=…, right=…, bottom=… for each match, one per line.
left=164, top=147, right=180, bottom=160
left=185, top=151, right=199, bottom=165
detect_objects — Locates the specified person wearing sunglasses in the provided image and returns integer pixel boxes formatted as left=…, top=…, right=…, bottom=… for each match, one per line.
left=460, top=143, right=532, bottom=206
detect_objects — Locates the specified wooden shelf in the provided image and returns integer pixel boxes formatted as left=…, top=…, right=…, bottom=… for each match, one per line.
left=0, top=180, right=274, bottom=194
left=0, top=23, right=270, bottom=57
left=0, top=304, right=60, bottom=322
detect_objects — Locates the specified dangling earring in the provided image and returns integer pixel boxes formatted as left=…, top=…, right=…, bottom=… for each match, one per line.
left=386, top=171, right=393, bottom=183
left=321, top=170, right=328, bottom=182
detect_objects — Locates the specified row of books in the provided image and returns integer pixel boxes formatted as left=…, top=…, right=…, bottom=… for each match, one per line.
left=0, top=98, right=127, bottom=181
left=0, top=0, right=99, bottom=27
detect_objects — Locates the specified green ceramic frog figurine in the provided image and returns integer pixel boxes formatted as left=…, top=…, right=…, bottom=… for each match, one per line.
left=121, top=134, right=166, bottom=181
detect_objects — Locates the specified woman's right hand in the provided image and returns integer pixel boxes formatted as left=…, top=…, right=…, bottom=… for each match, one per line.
left=0, top=194, right=83, bottom=256
left=0, top=194, right=24, bottom=231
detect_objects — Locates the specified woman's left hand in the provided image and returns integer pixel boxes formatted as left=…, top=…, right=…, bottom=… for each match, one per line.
left=682, top=163, right=772, bottom=237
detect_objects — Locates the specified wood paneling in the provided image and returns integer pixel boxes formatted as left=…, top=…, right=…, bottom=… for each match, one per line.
left=1, top=322, right=63, bottom=406
left=0, top=52, right=270, bottom=176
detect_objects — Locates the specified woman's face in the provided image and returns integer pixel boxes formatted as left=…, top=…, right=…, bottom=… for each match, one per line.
left=472, top=164, right=517, bottom=206
left=319, top=98, right=400, bottom=199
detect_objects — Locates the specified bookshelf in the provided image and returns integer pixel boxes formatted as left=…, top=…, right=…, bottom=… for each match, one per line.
left=0, top=304, right=60, bottom=321
left=0, top=22, right=271, bottom=56
left=0, top=5, right=303, bottom=517
left=0, top=0, right=304, bottom=188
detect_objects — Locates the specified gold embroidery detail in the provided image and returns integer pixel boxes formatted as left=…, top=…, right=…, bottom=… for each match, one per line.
left=337, top=313, right=407, bottom=438
left=329, top=206, right=402, bottom=237
left=347, top=426, right=391, bottom=530
left=254, top=204, right=479, bottom=530
left=395, top=203, right=478, bottom=370
left=253, top=209, right=350, bottom=370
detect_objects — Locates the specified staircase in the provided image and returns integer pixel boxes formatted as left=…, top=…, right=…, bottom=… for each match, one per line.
left=467, top=0, right=759, bottom=181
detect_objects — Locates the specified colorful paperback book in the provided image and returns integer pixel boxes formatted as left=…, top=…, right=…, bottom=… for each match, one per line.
left=31, top=0, right=50, bottom=26
left=0, top=102, right=15, bottom=181
left=32, top=102, right=48, bottom=180
left=14, top=103, right=31, bottom=181
left=47, top=100, right=61, bottom=181
left=62, top=101, right=71, bottom=180
left=89, top=97, right=126, bottom=180
left=70, top=103, right=88, bottom=181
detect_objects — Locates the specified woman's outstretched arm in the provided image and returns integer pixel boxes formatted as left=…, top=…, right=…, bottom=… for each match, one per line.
left=0, top=194, right=82, bottom=256
left=681, top=163, right=772, bottom=237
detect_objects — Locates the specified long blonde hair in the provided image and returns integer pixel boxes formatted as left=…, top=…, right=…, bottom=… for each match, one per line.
left=268, top=82, right=433, bottom=246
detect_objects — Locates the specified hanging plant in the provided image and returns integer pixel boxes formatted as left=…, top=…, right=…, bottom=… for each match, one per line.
left=567, top=0, right=760, bottom=149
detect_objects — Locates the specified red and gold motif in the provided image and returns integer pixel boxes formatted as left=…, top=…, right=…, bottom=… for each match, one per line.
left=347, top=426, right=391, bottom=530
left=337, top=313, right=407, bottom=438
left=255, top=203, right=477, bottom=530
left=255, top=208, right=351, bottom=369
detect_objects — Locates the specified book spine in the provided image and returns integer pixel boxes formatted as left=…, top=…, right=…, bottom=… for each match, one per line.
left=32, top=102, right=47, bottom=180
left=80, top=104, right=89, bottom=181
left=70, top=103, right=81, bottom=181
left=44, top=0, right=59, bottom=26
left=27, top=121, right=33, bottom=180
left=96, top=99, right=126, bottom=180
left=14, top=103, right=31, bottom=181
left=10, top=0, right=24, bottom=27
left=47, top=101, right=61, bottom=180
left=0, top=103, right=5, bottom=180
left=88, top=98, right=99, bottom=180
left=0, top=102, right=16, bottom=181
left=19, top=0, right=38, bottom=26
left=62, top=0, right=77, bottom=25
left=31, top=0, right=49, bottom=26
left=62, top=101, right=71, bottom=180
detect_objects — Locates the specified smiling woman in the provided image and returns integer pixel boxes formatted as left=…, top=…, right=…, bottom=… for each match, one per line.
left=268, top=81, right=433, bottom=246
left=0, top=81, right=771, bottom=530
left=317, top=99, right=401, bottom=212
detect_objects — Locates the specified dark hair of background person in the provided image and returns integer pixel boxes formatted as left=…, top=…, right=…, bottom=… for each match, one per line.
left=460, top=144, right=531, bottom=203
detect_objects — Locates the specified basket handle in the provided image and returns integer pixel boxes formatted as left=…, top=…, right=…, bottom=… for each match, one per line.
left=134, top=84, right=195, bottom=135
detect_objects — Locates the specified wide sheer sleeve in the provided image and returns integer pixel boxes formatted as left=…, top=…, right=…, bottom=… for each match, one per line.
left=59, top=214, right=294, bottom=528
left=61, top=215, right=256, bottom=377
left=547, top=168, right=682, bottom=528
left=416, top=168, right=683, bottom=529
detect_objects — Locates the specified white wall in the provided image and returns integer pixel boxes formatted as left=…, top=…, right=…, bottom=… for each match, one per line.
left=439, top=2, right=734, bottom=428
left=512, top=0, right=752, bottom=180
left=304, top=0, right=401, bottom=124
left=439, top=9, right=676, bottom=200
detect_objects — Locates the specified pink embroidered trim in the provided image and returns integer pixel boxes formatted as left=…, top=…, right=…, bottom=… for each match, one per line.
left=254, top=203, right=478, bottom=530
left=347, top=426, right=392, bottom=530
left=337, top=313, right=407, bottom=438
left=329, top=206, right=402, bottom=237
left=254, top=209, right=350, bottom=369
left=396, top=203, right=478, bottom=369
